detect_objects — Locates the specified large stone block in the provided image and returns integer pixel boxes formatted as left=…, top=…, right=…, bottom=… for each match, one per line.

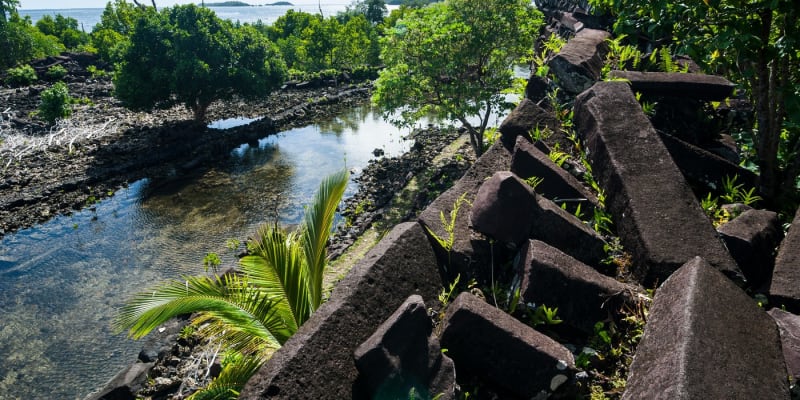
left=498, top=98, right=560, bottom=151
left=440, top=292, right=577, bottom=398
left=574, top=81, right=743, bottom=285
left=516, top=240, right=638, bottom=334
left=608, top=71, right=735, bottom=101
left=239, top=222, right=444, bottom=399
left=623, top=257, right=789, bottom=399
left=770, top=207, right=800, bottom=310
left=547, top=29, right=610, bottom=94
left=658, top=130, right=759, bottom=194
left=419, top=141, right=513, bottom=281
left=471, top=171, right=536, bottom=245
left=511, top=135, right=599, bottom=215
left=768, top=308, right=800, bottom=382
left=718, top=209, right=782, bottom=287
left=530, top=193, right=607, bottom=267
left=353, top=295, right=456, bottom=400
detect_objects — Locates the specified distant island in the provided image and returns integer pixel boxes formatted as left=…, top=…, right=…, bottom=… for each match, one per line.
left=387, top=0, right=440, bottom=5
left=204, top=1, right=293, bottom=5
left=205, top=1, right=251, bottom=6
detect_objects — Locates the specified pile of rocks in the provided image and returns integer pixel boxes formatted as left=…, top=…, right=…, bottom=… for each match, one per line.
left=233, top=27, right=800, bottom=400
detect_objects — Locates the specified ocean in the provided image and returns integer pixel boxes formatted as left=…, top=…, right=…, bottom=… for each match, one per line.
left=18, top=3, right=370, bottom=31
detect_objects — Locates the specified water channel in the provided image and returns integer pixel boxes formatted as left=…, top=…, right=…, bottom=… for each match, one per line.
left=0, top=106, right=412, bottom=400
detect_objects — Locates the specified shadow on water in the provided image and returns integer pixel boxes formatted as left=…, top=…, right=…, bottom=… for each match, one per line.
left=0, top=105, right=410, bottom=400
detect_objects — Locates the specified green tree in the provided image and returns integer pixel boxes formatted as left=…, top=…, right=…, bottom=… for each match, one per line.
left=38, top=81, right=73, bottom=124
left=89, top=0, right=148, bottom=62
left=0, top=0, right=19, bottom=22
left=590, top=0, right=800, bottom=206
left=35, top=14, right=89, bottom=49
left=0, top=13, right=64, bottom=69
left=373, top=0, right=542, bottom=156
left=342, top=0, right=387, bottom=25
left=113, top=4, right=287, bottom=123
left=115, top=169, right=350, bottom=399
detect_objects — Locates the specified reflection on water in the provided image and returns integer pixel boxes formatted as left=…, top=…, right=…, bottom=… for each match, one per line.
left=0, top=106, right=409, bottom=400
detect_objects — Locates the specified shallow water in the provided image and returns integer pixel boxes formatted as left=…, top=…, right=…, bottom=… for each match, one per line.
left=0, top=106, right=410, bottom=400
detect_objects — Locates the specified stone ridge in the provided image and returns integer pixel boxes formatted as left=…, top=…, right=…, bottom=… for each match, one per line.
left=574, top=81, right=743, bottom=285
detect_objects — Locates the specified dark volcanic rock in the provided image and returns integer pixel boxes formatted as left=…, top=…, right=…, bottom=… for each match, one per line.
left=511, top=135, right=599, bottom=215
left=769, top=207, right=800, bottom=311
left=440, top=292, right=577, bottom=398
left=418, top=141, right=513, bottom=282
left=530, top=193, right=607, bottom=267
left=767, top=308, right=800, bottom=382
left=470, top=171, right=536, bottom=245
left=657, top=130, right=758, bottom=194
left=608, top=70, right=736, bottom=101
left=718, top=209, right=782, bottom=288
left=547, top=29, right=610, bottom=94
left=353, top=295, right=456, bottom=400
left=85, top=362, right=155, bottom=400
left=516, top=240, right=639, bottom=335
left=623, top=257, right=789, bottom=400
left=498, top=98, right=560, bottom=151
left=574, top=81, right=743, bottom=285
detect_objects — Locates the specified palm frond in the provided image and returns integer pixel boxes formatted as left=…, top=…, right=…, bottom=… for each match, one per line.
left=301, top=168, right=350, bottom=311
left=243, top=224, right=308, bottom=332
left=114, top=274, right=283, bottom=349
left=186, top=356, right=263, bottom=400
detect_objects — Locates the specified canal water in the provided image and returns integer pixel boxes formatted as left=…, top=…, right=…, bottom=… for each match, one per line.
left=0, top=106, right=411, bottom=399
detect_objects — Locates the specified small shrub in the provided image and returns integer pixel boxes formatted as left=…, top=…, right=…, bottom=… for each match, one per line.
left=38, top=82, right=73, bottom=124
left=86, top=65, right=108, bottom=79
left=6, top=65, right=38, bottom=86
left=45, top=64, right=68, bottom=81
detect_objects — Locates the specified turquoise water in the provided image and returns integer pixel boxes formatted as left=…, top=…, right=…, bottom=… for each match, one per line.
left=0, top=106, right=411, bottom=400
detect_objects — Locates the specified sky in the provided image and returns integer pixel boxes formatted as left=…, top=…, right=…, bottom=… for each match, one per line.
left=18, top=0, right=331, bottom=10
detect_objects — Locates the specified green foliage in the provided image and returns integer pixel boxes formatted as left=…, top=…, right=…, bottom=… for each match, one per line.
left=5, top=64, right=37, bottom=85
left=86, top=65, right=108, bottom=79
left=343, top=0, right=388, bottom=25
left=529, top=304, right=563, bottom=326
left=425, top=192, right=470, bottom=263
left=114, top=4, right=287, bottom=122
left=35, top=14, right=89, bottom=49
left=0, top=13, right=64, bottom=69
left=524, top=176, right=544, bottom=191
left=38, top=81, right=73, bottom=124
left=90, top=28, right=126, bottom=63
left=44, top=64, right=67, bottom=80
left=589, top=0, right=800, bottom=205
left=203, top=252, right=222, bottom=274
left=115, top=169, right=350, bottom=397
left=373, top=0, right=543, bottom=157
left=261, top=10, right=381, bottom=72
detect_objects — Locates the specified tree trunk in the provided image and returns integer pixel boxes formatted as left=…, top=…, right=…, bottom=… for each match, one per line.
left=753, top=10, right=780, bottom=204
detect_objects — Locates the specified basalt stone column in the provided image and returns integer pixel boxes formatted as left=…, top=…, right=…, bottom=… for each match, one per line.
left=607, top=71, right=735, bottom=101
left=717, top=209, right=782, bottom=288
left=770, top=207, right=800, bottom=310
left=547, top=29, right=610, bottom=94
left=515, top=240, right=640, bottom=335
left=574, top=81, right=743, bottom=285
left=511, top=135, right=599, bottom=215
left=239, top=222, right=443, bottom=399
left=623, top=257, right=789, bottom=399
left=440, top=292, right=577, bottom=398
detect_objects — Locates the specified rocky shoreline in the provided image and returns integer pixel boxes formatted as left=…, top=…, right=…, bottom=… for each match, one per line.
left=0, top=53, right=379, bottom=238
